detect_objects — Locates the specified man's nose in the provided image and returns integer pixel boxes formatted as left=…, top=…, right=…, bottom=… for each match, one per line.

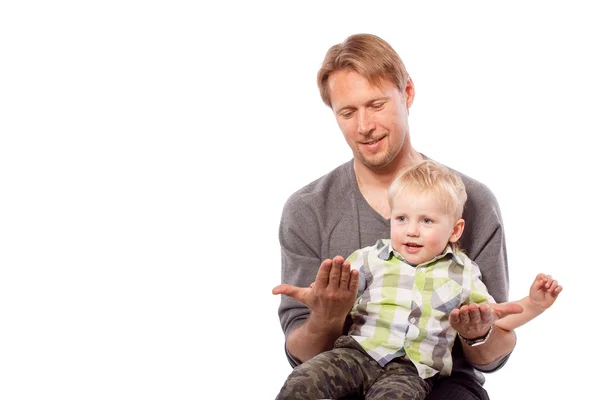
left=357, top=109, right=375, bottom=136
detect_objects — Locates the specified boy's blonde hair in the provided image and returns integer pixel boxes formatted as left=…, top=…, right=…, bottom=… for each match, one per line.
left=388, top=161, right=467, bottom=249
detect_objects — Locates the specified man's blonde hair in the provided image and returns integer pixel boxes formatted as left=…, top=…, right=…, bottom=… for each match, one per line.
left=317, top=33, right=410, bottom=107
left=388, top=160, right=467, bottom=223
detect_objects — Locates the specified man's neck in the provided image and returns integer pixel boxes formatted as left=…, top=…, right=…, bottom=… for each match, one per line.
left=353, top=149, right=423, bottom=219
left=354, top=149, right=424, bottom=190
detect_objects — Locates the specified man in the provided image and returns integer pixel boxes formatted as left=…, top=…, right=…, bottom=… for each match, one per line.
left=273, top=33, right=517, bottom=400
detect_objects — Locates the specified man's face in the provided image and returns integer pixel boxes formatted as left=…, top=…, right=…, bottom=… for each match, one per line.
left=328, top=69, right=413, bottom=170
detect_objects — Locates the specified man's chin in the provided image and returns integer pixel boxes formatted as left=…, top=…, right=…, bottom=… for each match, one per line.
left=359, top=155, right=392, bottom=170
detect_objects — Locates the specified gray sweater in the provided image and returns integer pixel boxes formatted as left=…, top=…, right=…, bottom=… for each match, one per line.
left=278, top=159, right=511, bottom=385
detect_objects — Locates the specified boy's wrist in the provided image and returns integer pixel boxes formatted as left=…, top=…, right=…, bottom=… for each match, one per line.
left=526, top=296, right=549, bottom=312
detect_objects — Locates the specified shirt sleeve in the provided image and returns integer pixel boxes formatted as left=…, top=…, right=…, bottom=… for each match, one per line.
left=347, top=247, right=367, bottom=298
left=468, top=260, right=497, bottom=305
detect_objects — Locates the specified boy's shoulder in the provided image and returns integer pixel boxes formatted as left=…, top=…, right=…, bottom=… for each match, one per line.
left=347, top=239, right=391, bottom=270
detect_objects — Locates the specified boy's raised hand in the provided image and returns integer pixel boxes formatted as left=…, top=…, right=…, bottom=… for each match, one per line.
left=530, top=273, right=562, bottom=310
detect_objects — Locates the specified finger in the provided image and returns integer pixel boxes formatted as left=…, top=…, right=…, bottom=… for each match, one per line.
left=491, top=302, right=523, bottom=320
left=348, top=269, right=360, bottom=294
left=553, top=284, right=563, bottom=296
left=328, top=256, right=344, bottom=289
left=271, top=284, right=309, bottom=304
left=545, top=275, right=553, bottom=289
left=468, top=303, right=482, bottom=323
left=314, top=259, right=333, bottom=289
left=449, top=309, right=461, bottom=325
left=459, top=305, right=471, bottom=324
left=309, top=282, right=315, bottom=288
left=536, top=273, right=547, bottom=282
left=532, top=274, right=546, bottom=291
left=339, top=262, right=351, bottom=289
left=547, top=279, right=559, bottom=293
left=477, top=303, right=497, bottom=325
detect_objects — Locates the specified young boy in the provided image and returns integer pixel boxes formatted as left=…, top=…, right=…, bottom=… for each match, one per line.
left=275, top=160, right=562, bottom=400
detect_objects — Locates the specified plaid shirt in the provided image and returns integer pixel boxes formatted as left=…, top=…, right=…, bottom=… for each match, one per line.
left=347, top=239, right=495, bottom=379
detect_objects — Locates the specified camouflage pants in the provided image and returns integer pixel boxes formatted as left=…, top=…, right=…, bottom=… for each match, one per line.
left=276, top=336, right=433, bottom=400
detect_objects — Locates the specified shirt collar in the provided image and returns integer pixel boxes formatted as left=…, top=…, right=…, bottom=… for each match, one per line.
left=378, top=242, right=464, bottom=267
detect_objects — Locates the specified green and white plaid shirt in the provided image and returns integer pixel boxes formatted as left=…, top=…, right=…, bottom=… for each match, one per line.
left=347, top=239, right=495, bottom=379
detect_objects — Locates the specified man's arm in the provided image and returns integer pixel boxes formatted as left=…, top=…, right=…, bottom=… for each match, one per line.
left=274, top=256, right=358, bottom=363
left=284, top=314, right=346, bottom=363
left=275, top=196, right=358, bottom=365
left=451, top=303, right=519, bottom=366
left=460, top=177, right=515, bottom=367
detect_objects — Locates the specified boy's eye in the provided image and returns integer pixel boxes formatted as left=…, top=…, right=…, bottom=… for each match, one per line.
left=423, top=218, right=433, bottom=223
left=396, top=216, right=406, bottom=222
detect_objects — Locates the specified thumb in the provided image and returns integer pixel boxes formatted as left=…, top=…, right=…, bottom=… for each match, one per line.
left=491, top=302, right=524, bottom=320
left=272, top=284, right=310, bottom=304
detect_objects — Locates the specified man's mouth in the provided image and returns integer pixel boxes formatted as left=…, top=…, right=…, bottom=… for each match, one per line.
left=359, top=137, right=384, bottom=151
left=361, top=137, right=382, bottom=145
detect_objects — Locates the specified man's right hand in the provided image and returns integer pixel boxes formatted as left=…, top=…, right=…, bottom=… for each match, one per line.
left=272, top=255, right=360, bottom=323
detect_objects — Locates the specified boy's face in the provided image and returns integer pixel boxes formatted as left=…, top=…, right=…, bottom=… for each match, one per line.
left=390, top=190, right=463, bottom=265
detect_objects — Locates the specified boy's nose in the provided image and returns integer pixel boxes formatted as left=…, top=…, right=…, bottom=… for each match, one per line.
left=407, top=223, right=419, bottom=237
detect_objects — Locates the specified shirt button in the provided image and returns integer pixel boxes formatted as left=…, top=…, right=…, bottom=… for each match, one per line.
left=405, top=341, right=412, bottom=348
left=410, top=317, right=416, bottom=324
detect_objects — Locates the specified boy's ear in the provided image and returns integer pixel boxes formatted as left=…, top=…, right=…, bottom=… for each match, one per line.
left=449, top=219, right=465, bottom=243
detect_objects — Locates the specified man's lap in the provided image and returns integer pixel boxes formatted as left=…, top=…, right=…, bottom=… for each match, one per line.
left=340, top=372, right=489, bottom=400
left=426, top=373, right=489, bottom=400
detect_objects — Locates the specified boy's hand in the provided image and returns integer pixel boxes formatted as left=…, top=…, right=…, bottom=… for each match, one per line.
left=529, top=273, right=562, bottom=310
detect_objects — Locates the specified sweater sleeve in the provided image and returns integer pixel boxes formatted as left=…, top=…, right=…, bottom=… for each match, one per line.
left=278, top=195, right=321, bottom=336
left=462, top=181, right=509, bottom=303
left=461, top=178, right=513, bottom=373
left=277, top=194, right=324, bottom=367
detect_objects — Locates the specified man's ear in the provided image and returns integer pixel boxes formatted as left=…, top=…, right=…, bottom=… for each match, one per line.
left=405, top=77, right=415, bottom=109
left=449, top=219, right=465, bottom=243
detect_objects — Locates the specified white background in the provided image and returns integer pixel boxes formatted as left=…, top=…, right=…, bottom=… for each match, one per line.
left=1, top=1, right=597, bottom=399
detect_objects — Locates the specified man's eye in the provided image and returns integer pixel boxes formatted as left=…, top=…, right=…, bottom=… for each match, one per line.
left=341, top=112, right=354, bottom=118
left=371, top=103, right=384, bottom=109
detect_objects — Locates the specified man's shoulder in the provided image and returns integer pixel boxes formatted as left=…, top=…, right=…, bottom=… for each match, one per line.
left=284, top=160, right=354, bottom=210
left=453, top=168, right=497, bottom=203
left=424, top=156, right=497, bottom=204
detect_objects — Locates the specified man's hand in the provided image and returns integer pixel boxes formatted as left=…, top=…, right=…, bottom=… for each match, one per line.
left=450, top=302, right=524, bottom=340
left=272, top=256, right=360, bottom=323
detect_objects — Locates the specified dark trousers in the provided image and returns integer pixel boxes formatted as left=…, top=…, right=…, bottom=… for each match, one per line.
left=426, top=372, right=489, bottom=400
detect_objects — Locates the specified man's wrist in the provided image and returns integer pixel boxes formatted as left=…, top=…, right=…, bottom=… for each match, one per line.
left=306, top=313, right=346, bottom=336
left=458, top=325, right=493, bottom=347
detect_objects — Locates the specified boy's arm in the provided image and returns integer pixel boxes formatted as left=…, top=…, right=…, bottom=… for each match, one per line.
left=495, top=273, right=562, bottom=331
